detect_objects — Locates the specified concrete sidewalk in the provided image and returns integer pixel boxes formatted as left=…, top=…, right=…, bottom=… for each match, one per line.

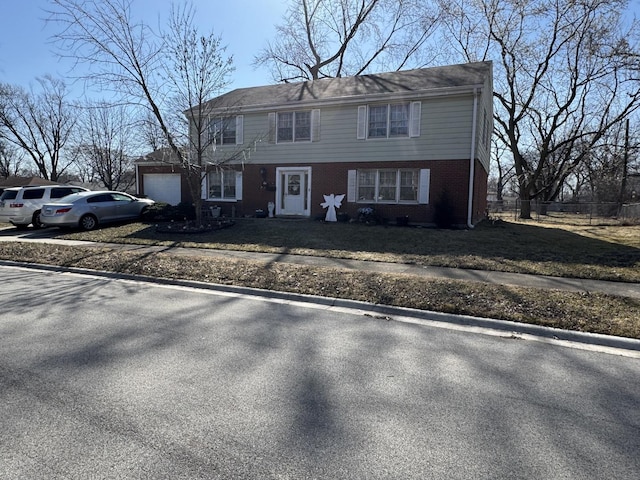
left=2, top=232, right=640, bottom=299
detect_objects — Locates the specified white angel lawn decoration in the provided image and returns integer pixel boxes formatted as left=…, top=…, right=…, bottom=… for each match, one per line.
left=321, top=193, right=345, bottom=222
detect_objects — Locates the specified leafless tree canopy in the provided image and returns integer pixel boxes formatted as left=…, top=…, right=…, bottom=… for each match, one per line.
left=255, top=0, right=441, bottom=82
left=0, top=140, right=25, bottom=179
left=48, top=0, right=235, bottom=223
left=0, top=76, right=78, bottom=181
left=75, top=102, right=138, bottom=191
left=440, top=0, right=640, bottom=217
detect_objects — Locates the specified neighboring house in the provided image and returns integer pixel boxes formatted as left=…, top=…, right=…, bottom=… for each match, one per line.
left=136, top=61, right=493, bottom=226
left=0, top=176, right=59, bottom=195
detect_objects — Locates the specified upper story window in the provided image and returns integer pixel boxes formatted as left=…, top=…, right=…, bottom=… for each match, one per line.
left=268, top=109, right=320, bottom=143
left=357, top=101, right=421, bottom=139
left=277, top=111, right=311, bottom=143
left=207, top=116, right=243, bottom=146
left=368, top=104, right=409, bottom=138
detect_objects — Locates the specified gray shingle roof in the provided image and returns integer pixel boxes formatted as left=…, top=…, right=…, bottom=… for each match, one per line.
left=204, top=61, right=491, bottom=112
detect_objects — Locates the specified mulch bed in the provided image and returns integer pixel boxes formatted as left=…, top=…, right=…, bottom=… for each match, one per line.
left=155, top=220, right=235, bottom=234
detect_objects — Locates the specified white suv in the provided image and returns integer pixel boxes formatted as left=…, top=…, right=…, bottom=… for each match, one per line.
left=0, top=185, right=89, bottom=229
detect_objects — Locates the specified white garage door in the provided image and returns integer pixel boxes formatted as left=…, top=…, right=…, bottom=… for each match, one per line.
left=143, top=174, right=181, bottom=205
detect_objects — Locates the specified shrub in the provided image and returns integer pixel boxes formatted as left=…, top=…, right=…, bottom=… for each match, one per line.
left=434, top=190, right=456, bottom=229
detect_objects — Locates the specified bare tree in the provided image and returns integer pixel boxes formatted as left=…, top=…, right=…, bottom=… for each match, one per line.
left=49, top=0, right=234, bottom=225
left=76, top=102, right=138, bottom=191
left=0, top=139, right=24, bottom=178
left=254, top=0, right=441, bottom=82
left=439, top=0, right=640, bottom=218
left=139, top=110, right=168, bottom=152
left=567, top=121, right=640, bottom=203
left=0, top=76, right=78, bottom=181
left=489, top=136, right=515, bottom=203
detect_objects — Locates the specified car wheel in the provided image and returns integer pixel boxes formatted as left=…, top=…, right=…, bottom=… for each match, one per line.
left=32, top=211, right=46, bottom=229
left=80, top=214, right=98, bottom=231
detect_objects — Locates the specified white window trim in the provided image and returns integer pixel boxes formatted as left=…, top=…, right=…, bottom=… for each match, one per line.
left=208, top=115, right=244, bottom=146
left=204, top=169, right=243, bottom=202
left=347, top=168, right=429, bottom=204
left=357, top=101, right=421, bottom=139
left=273, top=109, right=320, bottom=144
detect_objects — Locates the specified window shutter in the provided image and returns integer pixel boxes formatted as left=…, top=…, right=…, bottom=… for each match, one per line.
left=409, top=101, right=421, bottom=138
left=311, top=109, right=321, bottom=142
left=235, top=171, right=243, bottom=200
left=268, top=112, right=276, bottom=143
left=418, top=168, right=430, bottom=204
left=236, top=115, right=244, bottom=145
left=357, top=106, right=367, bottom=139
left=347, top=170, right=357, bottom=202
left=201, top=173, right=208, bottom=199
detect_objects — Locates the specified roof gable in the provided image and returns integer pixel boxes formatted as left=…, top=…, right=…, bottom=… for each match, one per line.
left=204, top=61, right=492, bottom=112
left=0, top=176, right=59, bottom=188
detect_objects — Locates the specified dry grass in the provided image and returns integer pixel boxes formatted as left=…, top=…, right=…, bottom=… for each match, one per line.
left=55, top=217, right=640, bottom=282
left=1, top=239, right=639, bottom=339
left=2, top=218, right=639, bottom=339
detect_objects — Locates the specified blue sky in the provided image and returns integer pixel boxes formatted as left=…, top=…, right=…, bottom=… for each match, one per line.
left=0, top=0, right=288, bottom=98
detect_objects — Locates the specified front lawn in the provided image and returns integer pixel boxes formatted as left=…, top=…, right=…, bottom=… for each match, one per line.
left=55, top=217, right=640, bottom=283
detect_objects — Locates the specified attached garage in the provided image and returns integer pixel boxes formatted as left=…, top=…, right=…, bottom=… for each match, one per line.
left=143, top=174, right=182, bottom=205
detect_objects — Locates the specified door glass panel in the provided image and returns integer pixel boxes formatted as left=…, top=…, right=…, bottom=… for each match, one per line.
left=288, top=175, right=301, bottom=195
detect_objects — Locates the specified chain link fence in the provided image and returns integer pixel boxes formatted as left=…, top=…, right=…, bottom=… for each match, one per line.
left=488, top=199, right=640, bottom=225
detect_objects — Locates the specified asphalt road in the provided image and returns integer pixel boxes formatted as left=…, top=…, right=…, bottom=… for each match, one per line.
left=1, top=264, right=639, bottom=479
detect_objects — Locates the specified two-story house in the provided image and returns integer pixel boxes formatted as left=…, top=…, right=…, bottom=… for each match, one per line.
left=136, top=61, right=493, bottom=226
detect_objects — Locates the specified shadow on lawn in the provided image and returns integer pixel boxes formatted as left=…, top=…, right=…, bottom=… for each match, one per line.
left=117, top=218, right=640, bottom=271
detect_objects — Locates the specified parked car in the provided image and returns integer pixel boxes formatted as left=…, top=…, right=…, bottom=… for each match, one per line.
left=40, top=191, right=155, bottom=231
left=0, top=185, right=90, bottom=229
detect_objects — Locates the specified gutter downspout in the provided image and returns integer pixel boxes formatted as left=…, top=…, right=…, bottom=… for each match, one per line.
left=467, top=88, right=479, bottom=229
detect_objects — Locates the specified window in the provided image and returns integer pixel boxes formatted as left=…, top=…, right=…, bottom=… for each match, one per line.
left=357, top=171, right=376, bottom=201
left=368, top=106, right=389, bottom=138
left=295, top=111, right=311, bottom=141
left=399, top=170, right=419, bottom=201
left=389, top=104, right=409, bottom=136
left=51, top=187, right=85, bottom=199
left=368, top=104, right=409, bottom=138
left=358, top=102, right=421, bottom=139
left=22, top=189, right=45, bottom=200
left=87, top=194, right=113, bottom=203
left=277, top=111, right=312, bottom=142
left=208, top=117, right=237, bottom=145
left=348, top=169, right=429, bottom=204
left=207, top=170, right=237, bottom=200
left=277, top=112, right=293, bottom=142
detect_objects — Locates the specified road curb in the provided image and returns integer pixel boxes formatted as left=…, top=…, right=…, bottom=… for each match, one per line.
left=2, top=259, right=639, bottom=357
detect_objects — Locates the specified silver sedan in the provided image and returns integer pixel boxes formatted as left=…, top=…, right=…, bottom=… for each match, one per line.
left=40, top=191, right=155, bottom=230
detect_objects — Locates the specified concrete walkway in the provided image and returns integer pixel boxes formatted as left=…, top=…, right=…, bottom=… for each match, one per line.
left=2, top=230, right=640, bottom=299
left=2, top=227, right=640, bottom=355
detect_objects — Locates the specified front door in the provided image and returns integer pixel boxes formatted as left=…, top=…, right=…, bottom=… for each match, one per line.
left=276, top=167, right=311, bottom=216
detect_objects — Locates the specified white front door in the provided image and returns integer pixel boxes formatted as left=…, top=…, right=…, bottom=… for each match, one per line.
left=276, top=167, right=311, bottom=216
